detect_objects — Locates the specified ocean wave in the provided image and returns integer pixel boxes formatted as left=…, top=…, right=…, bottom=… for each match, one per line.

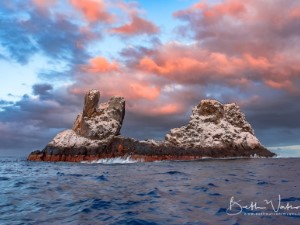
left=75, top=154, right=299, bottom=165
left=80, top=156, right=140, bottom=164
left=1, top=157, right=300, bottom=224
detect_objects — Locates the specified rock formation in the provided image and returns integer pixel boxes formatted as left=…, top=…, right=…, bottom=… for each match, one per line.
left=27, top=90, right=275, bottom=162
left=72, top=89, right=125, bottom=140
left=165, top=100, right=260, bottom=150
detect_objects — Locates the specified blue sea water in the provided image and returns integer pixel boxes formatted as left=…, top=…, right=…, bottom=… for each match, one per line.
left=0, top=157, right=300, bottom=225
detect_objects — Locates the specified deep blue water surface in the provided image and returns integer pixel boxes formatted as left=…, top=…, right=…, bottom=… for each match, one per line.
left=0, top=157, right=300, bottom=225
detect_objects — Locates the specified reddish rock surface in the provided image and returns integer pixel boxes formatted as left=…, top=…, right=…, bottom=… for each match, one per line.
left=28, top=136, right=275, bottom=162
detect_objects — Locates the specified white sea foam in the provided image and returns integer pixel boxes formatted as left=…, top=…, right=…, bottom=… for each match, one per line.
left=80, top=154, right=297, bottom=164
left=200, top=156, right=256, bottom=160
left=250, top=154, right=266, bottom=159
left=81, top=156, right=140, bottom=164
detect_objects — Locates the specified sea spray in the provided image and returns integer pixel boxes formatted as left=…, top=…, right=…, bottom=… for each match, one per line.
left=81, top=156, right=140, bottom=164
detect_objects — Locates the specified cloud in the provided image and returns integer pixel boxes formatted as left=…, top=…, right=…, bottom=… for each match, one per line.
left=83, top=56, right=119, bottom=73
left=32, top=0, right=57, bottom=9
left=69, top=67, right=162, bottom=102
left=32, top=83, right=54, bottom=100
left=1, top=0, right=300, bottom=155
left=66, top=1, right=300, bottom=146
left=111, top=14, right=159, bottom=35
left=0, top=121, right=61, bottom=153
left=0, top=3, right=39, bottom=64
left=174, top=0, right=300, bottom=57
left=0, top=0, right=159, bottom=67
left=128, top=0, right=300, bottom=93
left=290, top=7, right=300, bottom=19
left=69, top=0, right=114, bottom=23
left=0, top=84, right=85, bottom=154
left=109, top=0, right=159, bottom=36
left=134, top=43, right=257, bottom=88
left=136, top=103, right=184, bottom=116
left=0, top=1, right=94, bottom=65
left=0, top=100, right=14, bottom=107
left=0, top=0, right=160, bottom=154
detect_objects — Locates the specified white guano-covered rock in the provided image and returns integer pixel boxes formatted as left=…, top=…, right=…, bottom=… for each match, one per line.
left=48, top=129, right=107, bottom=149
left=72, top=90, right=125, bottom=142
left=44, top=89, right=126, bottom=152
left=165, top=99, right=262, bottom=149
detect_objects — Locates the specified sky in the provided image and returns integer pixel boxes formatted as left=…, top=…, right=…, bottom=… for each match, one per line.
left=0, top=0, right=300, bottom=157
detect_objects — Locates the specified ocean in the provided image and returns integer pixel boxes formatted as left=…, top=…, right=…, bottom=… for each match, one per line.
left=0, top=157, right=300, bottom=225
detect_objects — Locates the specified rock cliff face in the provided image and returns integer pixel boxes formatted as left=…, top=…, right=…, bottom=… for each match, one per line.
left=72, top=89, right=125, bottom=141
left=165, top=100, right=260, bottom=150
left=44, top=89, right=125, bottom=152
left=28, top=90, right=275, bottom=162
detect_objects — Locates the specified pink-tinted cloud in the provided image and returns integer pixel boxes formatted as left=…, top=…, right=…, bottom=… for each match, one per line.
left=27, top=0, right=300, bottom=123
left=128, top=102, right=185, bottom=117
left=3, top=0, right=300, bottom=150
left=69, top=0, right=113, bottom=23
left=111, top=14, right=159, bottom=35
left=135, top=42, right=300, bottom=92
left=139, top=55, right=206, bottom=76
left=290, top=7, right=300, bottom=18
left=79, top=57, right=163, bottom=103
left=128, top=82, right=160, bottom=101
left=174, top=0, right=246, bottom=22
left=69, top=52, right=193, bottom=116
left=164, top=0, right=300, bottom=91
left=135, top=42, right=254, bottom=86
left=83, top=56, right=119, bottom=73
left=67, top=0, right=300, bottom=121
left=174, top=0, right=300, bottom=55
left=32, top=0, right=57, bottom=8
left=149, top=103, right=183, bottom=115
left=265, top=80, right=293, bottom=90
left=70, top=65, right=162, bottom=102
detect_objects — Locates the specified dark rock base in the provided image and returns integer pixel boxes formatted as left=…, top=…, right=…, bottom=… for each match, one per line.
left=28, top=136, right=276, bottom=162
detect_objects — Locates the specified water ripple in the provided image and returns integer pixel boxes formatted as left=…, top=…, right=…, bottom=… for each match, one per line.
left=0, top=158, right=299, bottom=224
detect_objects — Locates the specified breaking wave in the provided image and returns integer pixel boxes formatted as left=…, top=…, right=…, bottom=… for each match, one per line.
left=81, top=156, right=140, bottom=164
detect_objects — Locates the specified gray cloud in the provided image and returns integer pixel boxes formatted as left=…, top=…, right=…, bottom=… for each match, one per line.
left=32, top=83, right=53, bottom=100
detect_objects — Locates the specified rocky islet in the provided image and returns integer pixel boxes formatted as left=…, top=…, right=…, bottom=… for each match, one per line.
left=27, top=89, right=275, bottom=162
